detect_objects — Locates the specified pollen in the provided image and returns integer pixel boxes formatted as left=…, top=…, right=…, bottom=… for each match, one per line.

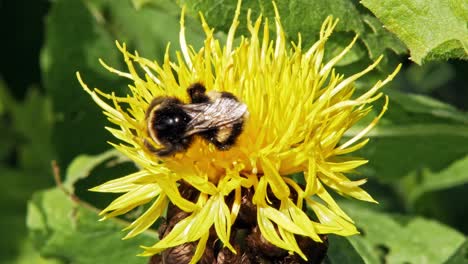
left=77, top=0, right=400, bottom=262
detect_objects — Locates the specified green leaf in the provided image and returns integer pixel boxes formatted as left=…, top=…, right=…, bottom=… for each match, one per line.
left=403, top=155, right=468, bottom=205
left=400, top=62, right=457, bottom=94
left=399, top=155, right=468, bottom=234
left=386, top=90, right=468, bottom=124
left=27, top=188, right=156, bottom=264
left=63, top=149, right=122, bottom=193
left=130, top=0, right=180, bottom=13
left=23, top=148, right=154, bottom=262
left=0, top=79, right=55, bottom=171
left=67, top=151, right=140, bottom=213
left=61, top=149, right=141, bottom=215
left=11, top=88, right=55, bottom=171
left=342, top=203, right=466, bottom=264
left=444, top=239, right=468, bottom=264
left=0, top=168, right=35, bottom=264
left=131, top=0, right=155, bottom=10
left=11, top=239, right=62, bottom=264
left=327, top=235, right=366, bottom=264
left=348, top=90, right=468, bottom=182
left=361, top=0, right=468, bottom=64
left=0, top=79, right=16, bottom=161
left=180, top=0, right=406, bottom=69
left=0, top=79, right=9, bottom=114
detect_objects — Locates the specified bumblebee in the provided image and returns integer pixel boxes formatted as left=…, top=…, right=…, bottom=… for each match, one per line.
left=145, top=83, right=248, bottom=156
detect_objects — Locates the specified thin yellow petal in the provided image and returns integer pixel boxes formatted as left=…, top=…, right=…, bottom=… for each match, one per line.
left=214, top=195, right=235, bottom=252
left=123, top=194, right=168, bottom=239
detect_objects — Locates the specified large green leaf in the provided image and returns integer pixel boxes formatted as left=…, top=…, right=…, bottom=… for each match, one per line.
left=403, top=155, right=468, bottom=205
left=341, top=203, right=466, bottom=264
left=26, top=147, right=158, bottom=263
left=179, top=0, right=406, bottom=71
left=327, top=235, right=366, bottom=264
left=27, top=188, right=156, bottom=264
left=63, top=150, right=138, bottom=211
left=398, top=155, right=468, bottom=234
left=63, top=149, right=123, bottom=193
left=444, top=239, right=468, bottom=264
left=12, top=240, right=62, bottom=264
left=361, top=0, right=468, bottom=64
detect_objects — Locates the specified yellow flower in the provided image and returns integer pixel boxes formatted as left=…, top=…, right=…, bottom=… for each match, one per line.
left=77, top=1, right=400, bottom=262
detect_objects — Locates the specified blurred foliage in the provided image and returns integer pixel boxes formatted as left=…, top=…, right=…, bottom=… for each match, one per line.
left=0, top=0, right=467, bottom=263
left=0, top=80, right=55, bottom=263
left=27, top=151, right=155, bottom=264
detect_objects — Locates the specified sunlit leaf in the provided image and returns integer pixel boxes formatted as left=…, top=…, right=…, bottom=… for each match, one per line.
left=342, top=203, right=465, bottom=264
left=361, top=0, right=468, bottom=64
left=27, top=188, right=155, bottom=264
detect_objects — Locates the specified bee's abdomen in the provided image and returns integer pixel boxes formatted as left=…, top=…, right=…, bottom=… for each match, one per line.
left=200, top=120, right=244, bottom=150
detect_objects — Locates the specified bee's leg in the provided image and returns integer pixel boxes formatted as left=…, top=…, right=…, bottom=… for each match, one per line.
left=144, top=139, right=176, bottom=157
left=187, top=83, right=210, bottom=103
left=155, top=146, right=177, bottom=157
left=160, top=137, right=195, bottom=156
left=144, top=139, right=159, bottom=153
left=144, top=136, right=194, bottom=157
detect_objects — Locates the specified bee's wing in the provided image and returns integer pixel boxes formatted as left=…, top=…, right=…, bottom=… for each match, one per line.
left=182, top=98, right=248, bottom=136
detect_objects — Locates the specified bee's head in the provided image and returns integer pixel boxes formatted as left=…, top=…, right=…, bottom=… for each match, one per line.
left=148, top=100, right=191, bottom=145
